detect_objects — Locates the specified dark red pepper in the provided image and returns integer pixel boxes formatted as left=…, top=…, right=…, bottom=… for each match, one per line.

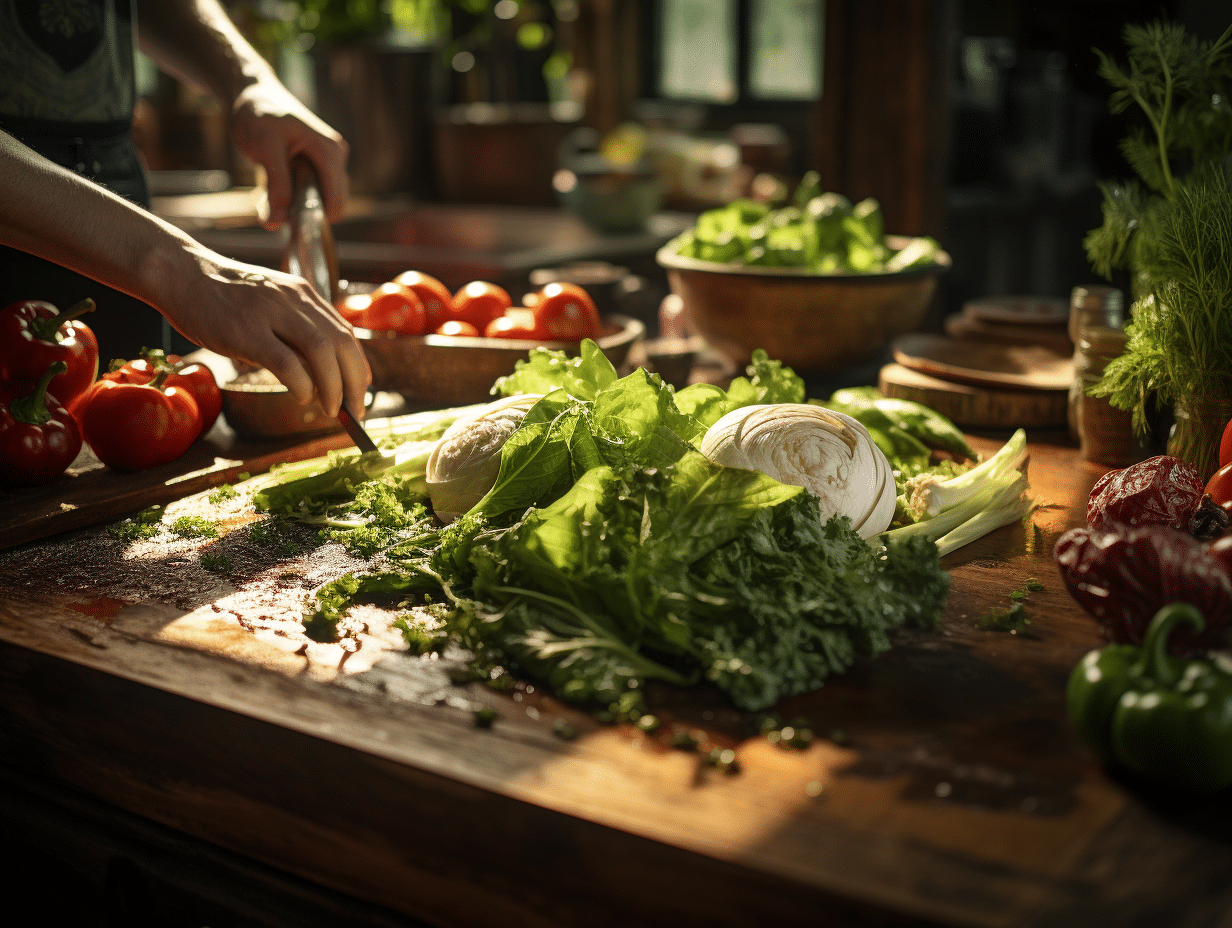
left=100, top=349, right=222, bottom=437
left=1054, top=524, right=1232, bottom=654
left=0, top=298, right=99, bottom=412
left=1087, top=455, right=1229, bottom=540
left=77, top=368, right=201, bottom=471
left=0, top=360, right=83, bottom=486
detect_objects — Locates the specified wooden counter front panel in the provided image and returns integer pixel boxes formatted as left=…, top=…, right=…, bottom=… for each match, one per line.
left=3, top=438, right=1232, bottom=928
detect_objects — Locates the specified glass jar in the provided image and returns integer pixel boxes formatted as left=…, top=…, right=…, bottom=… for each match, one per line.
left=1168, top=394, right=1232, bottom=483
left=1067, top=285, right=1147, bottom=467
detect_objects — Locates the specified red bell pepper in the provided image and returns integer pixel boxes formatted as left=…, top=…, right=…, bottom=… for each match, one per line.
left=77, top=369, right=201, bottom=471
left=0, top=360, right=83, bottom=486
left=100, top=349, right=222, bottom=437
left=0, top=298, right=99, bottom=411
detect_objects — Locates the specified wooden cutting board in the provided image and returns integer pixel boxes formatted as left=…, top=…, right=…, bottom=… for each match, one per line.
left=943, top=313, right=1074, bottom=355
left=892, top=334, right=1074, bottom=392
left=878, top=362, right=1070, bottom=430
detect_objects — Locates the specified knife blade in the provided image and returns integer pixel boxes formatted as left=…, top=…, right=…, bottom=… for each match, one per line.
left=336, top=401, right=378, bottom=454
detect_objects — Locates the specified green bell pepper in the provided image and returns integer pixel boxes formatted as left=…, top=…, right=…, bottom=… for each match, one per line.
left=1067, top=603, right=1232, bottom=793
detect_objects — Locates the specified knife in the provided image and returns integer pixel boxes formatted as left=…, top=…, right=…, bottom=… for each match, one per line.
left=337, top=401, right=379, bottom=454
left=284, top=154, right=378, bottom=452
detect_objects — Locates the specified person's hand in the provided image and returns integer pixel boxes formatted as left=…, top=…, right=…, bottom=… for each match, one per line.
left=230, top=78, right=350, bottom=230
left=164, top=246, right=370, bottom=418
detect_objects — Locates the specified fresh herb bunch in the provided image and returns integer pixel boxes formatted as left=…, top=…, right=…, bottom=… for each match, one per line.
left=1084, top=20, right=1232, bottom=282
left=1092, top=170, right=1232, bottom=438
left=1083, top=20, right=1232, bottom=448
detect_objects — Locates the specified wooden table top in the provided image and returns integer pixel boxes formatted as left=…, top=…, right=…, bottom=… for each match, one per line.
left=2, top=425, right=1231, bottom=928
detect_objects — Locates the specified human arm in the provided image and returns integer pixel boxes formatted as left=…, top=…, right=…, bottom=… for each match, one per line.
left=0, top=131, right=369, bottom=418
left=133, top=0, right=349, bottom=230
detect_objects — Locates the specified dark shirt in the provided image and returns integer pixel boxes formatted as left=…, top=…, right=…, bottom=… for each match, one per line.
left=0, top=0, right=146, bottom=204
left=0, top=0, right=176, bottom=362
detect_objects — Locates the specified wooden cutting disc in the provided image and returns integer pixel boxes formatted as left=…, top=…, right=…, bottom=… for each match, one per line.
left=877, top=363, right=1070, bottom=429
left=892, top=333, right=1074, bottom=391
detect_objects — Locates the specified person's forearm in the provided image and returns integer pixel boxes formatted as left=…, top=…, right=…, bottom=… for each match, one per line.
left=0, top=132, right=202, bottom=313
left=134, top=0, right=278, bottom=107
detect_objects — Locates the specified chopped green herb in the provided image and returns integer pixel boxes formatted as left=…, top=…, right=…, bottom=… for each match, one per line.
left=635, top=714, right=661, bottom=733
left=207, top=484, right=238, bottom=505
left=552, top=718, right=579, bottom=740
left=473, top=706, right=499, bottom=728
left=169, top=516, right=218, bottom=539
left=704, top=747, right=739, bottom=773
left=394, top=614, right=446, bottom=656
left=976, top=600, right=1031, bottom=633
left=247, top=518, right=310, bottom=555
left=976, top=580, right=1040, bottom=633
left=107, top=518, right=161, bottom=542
left=669, top=729, right=701, bottom=751
left=200, top=553, right=231, bottom=572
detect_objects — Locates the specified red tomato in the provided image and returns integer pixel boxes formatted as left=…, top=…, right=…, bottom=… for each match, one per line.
left=1220, top=418, right=1232, bottom=470
left=452, top=281, right=512, bottom=331
left=530, top=282, right=600, bottom=341
left=336, top=292, right=373, bottom=324
left=394, top=271, right=455, bottom=330
left=369, top=282, right=428, bottom=334
left=484, top=311, right=543, bottom=340
left=338, top=283, right=426, bottom=334
left=1208, top=534, right=1232, bottom=576
left=435, top=320, right=481, bottom=337
left=1206, top=462, right=1232, bottom=507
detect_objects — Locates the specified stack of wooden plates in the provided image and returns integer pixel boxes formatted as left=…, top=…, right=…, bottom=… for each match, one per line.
left=943, top=295, right=1073, bottom=354
left=879, top=297, right=1074, bottom=430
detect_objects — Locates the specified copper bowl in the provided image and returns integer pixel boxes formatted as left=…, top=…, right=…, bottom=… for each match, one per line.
left=359, top=314, right=645, bottom=408
left=656, top=235, right=950, bottom=372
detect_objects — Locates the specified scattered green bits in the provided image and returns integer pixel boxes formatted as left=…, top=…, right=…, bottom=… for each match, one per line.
left=552, top=718, right=579, bottom=740
left=200, top=553, right=231, bottom=572
left=170, top=516, right=219, bottom=539
left=473, top=706, right=499, bottom=728
left=107, top=518, right=161, bottom=542
left=705, top=747, right=739, bottom=773
left=669, top=729, right=702, bottom=751
left=975, top=579, right=1043, bottom=633
left=207, top=484, right=238, bottom=505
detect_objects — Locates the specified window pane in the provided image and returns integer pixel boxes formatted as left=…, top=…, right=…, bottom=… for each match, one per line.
left=749, top=0, right=823, bottom=100
left=659, top=0, right=738, bottom=104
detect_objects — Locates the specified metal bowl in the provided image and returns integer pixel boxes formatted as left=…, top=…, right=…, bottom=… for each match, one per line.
left=656, top=235, right=950, bottom=372
left=359, top=313, right=646, bottom=408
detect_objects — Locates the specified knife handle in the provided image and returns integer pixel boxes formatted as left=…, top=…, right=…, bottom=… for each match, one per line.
left=283, top=154, right=341, bottom=306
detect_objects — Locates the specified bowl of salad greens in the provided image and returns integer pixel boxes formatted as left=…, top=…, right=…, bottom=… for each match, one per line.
left=657, top=177, right=949, bottom=371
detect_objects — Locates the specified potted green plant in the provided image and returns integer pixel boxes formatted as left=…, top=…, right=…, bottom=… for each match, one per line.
left=1084, top=20, right=1232, bottom=480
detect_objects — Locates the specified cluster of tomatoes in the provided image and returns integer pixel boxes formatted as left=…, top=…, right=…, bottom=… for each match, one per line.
left=0, top=297, right=222, bottom=487
left=337, top=270, right=602, bottom=343
left=1207, top=422, right=1232, bottom=513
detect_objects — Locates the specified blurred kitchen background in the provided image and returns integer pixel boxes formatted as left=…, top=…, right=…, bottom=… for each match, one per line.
left=132, top=0, right=1229, bottom=335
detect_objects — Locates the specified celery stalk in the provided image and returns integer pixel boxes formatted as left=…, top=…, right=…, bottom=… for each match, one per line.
left=905, top=429, right=1028, bottom=521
